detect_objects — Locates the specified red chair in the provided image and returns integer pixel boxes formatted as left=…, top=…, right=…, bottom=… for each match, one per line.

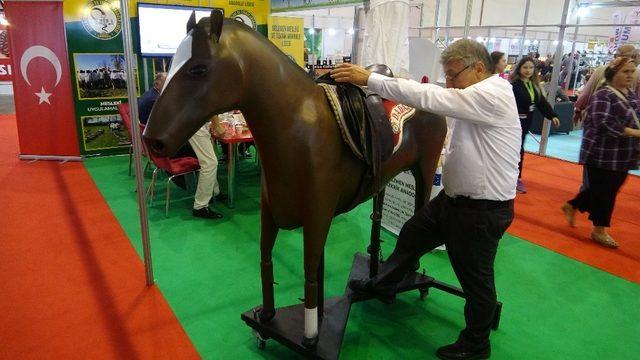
left=118, top=103, right=201, bottom=217
left=145, top=137, right=200, bottom=217
left=117, top=103, right=148, bottom=176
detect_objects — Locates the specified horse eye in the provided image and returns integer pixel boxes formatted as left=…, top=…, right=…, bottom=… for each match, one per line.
left=189, top=64, right=208, bottom=76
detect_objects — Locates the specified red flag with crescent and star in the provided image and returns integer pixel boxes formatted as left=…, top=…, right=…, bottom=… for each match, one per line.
left=5, top=1, right=79, bottom=156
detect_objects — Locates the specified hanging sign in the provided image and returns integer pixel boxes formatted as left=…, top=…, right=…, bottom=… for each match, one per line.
left=268, top=16, right=304, bottom=67
left=626, top=8, right=640, bottom=42
left=609, top=12, right=631, bottom=54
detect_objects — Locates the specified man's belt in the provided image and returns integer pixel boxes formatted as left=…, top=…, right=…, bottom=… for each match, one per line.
left=446, top=195, right=513, bottom=210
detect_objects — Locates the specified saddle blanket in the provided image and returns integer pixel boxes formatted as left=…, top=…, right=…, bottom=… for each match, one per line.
left=319, top=83, right=415, bottom=159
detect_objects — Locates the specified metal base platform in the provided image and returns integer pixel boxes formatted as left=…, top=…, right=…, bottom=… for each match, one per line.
left=241, top=252, right=501, bottom=359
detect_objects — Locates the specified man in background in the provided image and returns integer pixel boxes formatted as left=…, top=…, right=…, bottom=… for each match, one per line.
left=139, top=72, right=224, bottom=219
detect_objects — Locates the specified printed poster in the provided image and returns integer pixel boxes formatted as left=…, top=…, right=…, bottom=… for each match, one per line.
left=268, top=16, right=304, bottom=67
left=64, top=0, right=142, bottom=154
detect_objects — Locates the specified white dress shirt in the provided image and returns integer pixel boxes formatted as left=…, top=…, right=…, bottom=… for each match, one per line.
left=367, top=73, right=521, bottom=201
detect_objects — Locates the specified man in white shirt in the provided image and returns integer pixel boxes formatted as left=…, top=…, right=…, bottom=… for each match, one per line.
left=331, top=39, right=520, bottom=360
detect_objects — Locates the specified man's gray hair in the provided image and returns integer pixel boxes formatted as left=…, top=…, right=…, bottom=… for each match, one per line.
left=440, top=39, right=492, bottom=73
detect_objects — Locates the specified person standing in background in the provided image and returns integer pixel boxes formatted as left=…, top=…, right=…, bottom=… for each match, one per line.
left=491, top=51, right=507, bottom=75
left=562, top=57, right=640, bottom=248
left=139, top=72, right=224, bottom=219
left=571, top=45, right=639, bottom=196
left=511, top=57, right=560, bottom=193
left=574, top=44, right=639, bottom=124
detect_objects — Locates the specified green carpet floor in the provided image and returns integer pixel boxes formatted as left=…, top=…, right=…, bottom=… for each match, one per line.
left=86, top=154, right=640, bottom=359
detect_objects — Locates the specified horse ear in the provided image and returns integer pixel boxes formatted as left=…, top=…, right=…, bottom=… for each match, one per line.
left=209, top=9, right=224, bottom=43
left=186, top=11, right=197, bottom=33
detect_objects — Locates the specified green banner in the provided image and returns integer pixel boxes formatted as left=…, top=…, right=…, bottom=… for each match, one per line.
left=63, top=0, right=271, bottom=155
left=64, top=0, right=152, bottom=156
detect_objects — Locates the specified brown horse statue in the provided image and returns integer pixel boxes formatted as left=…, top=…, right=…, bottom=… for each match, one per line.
left=143, top=11, right=446, bottom=346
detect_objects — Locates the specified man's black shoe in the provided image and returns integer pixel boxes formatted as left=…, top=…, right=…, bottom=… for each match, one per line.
left=436, top=342, right=490, bottom=360
left=348, top=278, right=396, bottom=304
left=193, top=207, right=223, bottom=219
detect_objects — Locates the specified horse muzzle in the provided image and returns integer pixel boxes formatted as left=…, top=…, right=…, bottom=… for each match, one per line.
left=142, top=131, right=174, bottom=158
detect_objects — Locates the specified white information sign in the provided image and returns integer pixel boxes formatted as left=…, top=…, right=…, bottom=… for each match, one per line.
left=381, top=167, right=443, bottom=236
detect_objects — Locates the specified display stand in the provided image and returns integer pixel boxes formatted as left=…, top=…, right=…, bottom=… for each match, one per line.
left=241, top=191, right=503, bottom=359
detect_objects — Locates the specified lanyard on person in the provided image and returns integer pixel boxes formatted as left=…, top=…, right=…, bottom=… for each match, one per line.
left=524, top=80, right=536, bottom=103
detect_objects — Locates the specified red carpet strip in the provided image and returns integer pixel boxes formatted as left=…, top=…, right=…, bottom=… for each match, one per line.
left=511, top=154, right=640, bottom=283
left=0, top=115, right=199, bottom=359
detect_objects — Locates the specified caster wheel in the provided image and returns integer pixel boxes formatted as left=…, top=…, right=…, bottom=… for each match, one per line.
left=419, top=288, right=429, bottom=301
left=254, top=331, right=267, bottom=350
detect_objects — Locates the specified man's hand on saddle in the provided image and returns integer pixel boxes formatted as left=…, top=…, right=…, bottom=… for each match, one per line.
left=330, top=63, right=372, bottom=86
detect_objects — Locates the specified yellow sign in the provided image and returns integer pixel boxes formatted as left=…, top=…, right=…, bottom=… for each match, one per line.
left=268, top=16, right=304, bottom=67
left=64, top=0, right=223, bottom=19
left=215, top=0, right=270, bottom=30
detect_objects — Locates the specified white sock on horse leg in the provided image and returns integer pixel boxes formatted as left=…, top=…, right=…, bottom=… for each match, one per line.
left=304, top=307, right=318, bottom=339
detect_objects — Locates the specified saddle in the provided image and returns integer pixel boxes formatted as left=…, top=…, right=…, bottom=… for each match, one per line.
left=315, top=64, right=396, bottom=210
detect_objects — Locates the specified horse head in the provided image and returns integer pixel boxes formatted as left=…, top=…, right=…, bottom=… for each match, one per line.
left=143, top=10, right=244, bottom=157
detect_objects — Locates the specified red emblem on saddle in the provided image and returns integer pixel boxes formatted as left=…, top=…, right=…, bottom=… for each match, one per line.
left=383, top=99, right=415, bottom=150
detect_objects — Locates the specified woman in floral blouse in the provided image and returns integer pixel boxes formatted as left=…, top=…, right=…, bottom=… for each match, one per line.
left=562, top=57, right=640, bottom=248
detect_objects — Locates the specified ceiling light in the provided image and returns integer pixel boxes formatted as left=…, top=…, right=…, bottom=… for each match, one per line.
left=578, top=6, right=590, bottom=18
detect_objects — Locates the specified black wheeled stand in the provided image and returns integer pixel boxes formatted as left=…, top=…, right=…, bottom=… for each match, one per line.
left=241, top=190, right=503, bottom=359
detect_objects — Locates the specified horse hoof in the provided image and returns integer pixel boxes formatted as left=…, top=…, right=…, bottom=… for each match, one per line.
left=256, top=307, right=276, bottom=323
left=302, top=335, right=318, bottom=348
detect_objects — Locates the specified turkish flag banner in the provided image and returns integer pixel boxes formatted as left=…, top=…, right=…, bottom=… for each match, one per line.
left=5, top=1, right=79, bottom=157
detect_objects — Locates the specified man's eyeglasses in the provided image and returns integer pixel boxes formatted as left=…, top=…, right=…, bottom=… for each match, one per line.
left=445, top=64, right=473, bottom=82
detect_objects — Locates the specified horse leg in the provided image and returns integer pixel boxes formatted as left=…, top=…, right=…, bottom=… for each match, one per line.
left=258, top=196, right=279, bottom=323
left=406, top=156, right=440, bottom=273
left=411, top=166, right=427, bottom=211
left=411, top=148, right=440, bottom=210
left=412, top=113, right=446, bottom=210
left=301, top=213, right=332, bottom=347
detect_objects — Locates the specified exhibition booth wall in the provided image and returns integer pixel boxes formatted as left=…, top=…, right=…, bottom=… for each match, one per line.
left=5, top=0, right=279, bottom=157
left=61, top=0, right=272, bottom=156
